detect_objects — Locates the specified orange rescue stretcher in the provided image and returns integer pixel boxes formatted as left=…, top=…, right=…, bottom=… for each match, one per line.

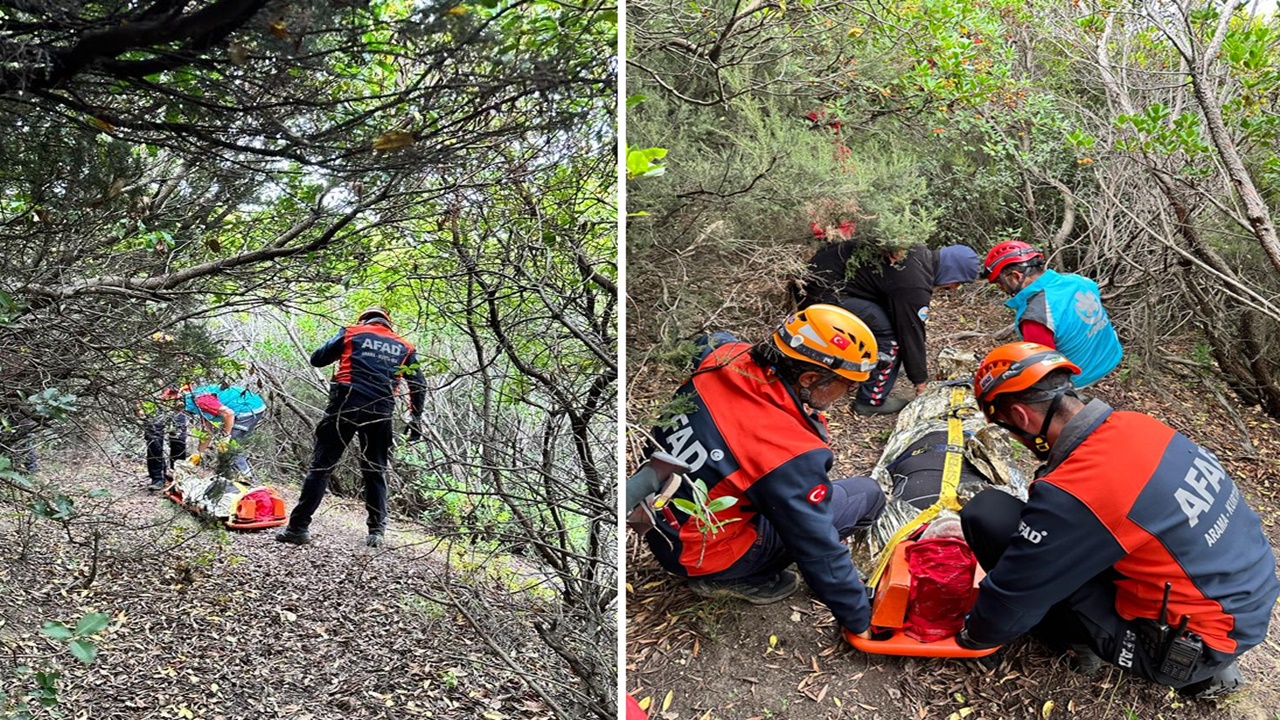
left=843, top=532, right=997, bottom=658
left=164, top=459, right=288, bottom=531
left=843, top=386, right=1000, bottom=658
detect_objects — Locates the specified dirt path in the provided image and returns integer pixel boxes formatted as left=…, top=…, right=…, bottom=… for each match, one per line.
left=0, top=457, right=559, bottom=720
left=626, top=287, right=1280, bottom=720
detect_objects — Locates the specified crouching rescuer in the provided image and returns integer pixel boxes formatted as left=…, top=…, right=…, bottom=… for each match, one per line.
left=637, top=305, right=888, bottom=636
left=955, top=342, right=1279, bottom=699
left=276, top=306, right=427, bottom=548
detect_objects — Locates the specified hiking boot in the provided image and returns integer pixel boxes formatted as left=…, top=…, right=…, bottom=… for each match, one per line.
left=1179, top=661, right=1246, bottom=700
left=1069, top=643, right=1105, bottom=677
left=365, top=532, right=384, bottom=548
left=687, top=570, right=799, bottom=605
left=146, top=478, right=167, bottom=492
left=852, top=396, right=910, bottom=416
left=274, top=527, right=311, bottom=546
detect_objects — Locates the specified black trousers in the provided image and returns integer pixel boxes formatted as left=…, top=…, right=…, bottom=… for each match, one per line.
left=836, top=297, right=899, bottom=406
left=288, top=396, right=393, bottom=534
left=144, top=413, right=188, bottom=484
left=960, top=489, right=1235, bottom=688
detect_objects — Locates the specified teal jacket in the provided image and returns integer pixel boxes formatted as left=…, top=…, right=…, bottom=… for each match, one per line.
left=1006, top=269, right=1123, bottom=387
left=185, top=385, right=266, bottom=421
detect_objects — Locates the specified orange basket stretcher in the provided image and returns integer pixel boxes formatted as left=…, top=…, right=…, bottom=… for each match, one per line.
left=844, top=385, right=1000, bottom=658
left=843, top=535, right=997, bottom=658
left=163, top=459, right=288, bottom=530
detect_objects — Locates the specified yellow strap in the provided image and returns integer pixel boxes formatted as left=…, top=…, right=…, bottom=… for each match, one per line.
left=938, top=386, right=967, bottom=512
left=867, top=387, right=968, bottom=590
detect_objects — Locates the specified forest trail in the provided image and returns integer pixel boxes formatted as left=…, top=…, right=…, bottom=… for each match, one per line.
left=626, top=287, right=1280, bottom=720
left=1, top=454, right=561, bottom=720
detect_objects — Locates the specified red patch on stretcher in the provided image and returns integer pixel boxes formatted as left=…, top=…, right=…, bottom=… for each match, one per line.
left=807, top=484, right=828, bottom=504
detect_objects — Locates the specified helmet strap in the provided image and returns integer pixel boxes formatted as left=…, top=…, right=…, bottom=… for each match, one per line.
left=995, top=387, right=1073, bottom=461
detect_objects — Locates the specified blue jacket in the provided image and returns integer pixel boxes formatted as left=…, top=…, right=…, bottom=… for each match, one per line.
left=1006, top=269, right=1123, bottom=387
left=185, top=385, right=266, bottom=421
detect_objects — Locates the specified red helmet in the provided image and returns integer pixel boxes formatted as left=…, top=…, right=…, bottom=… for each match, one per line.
left=159, top=382, right=193, bottom=401
left=981, top=241, right=1043, bottom=283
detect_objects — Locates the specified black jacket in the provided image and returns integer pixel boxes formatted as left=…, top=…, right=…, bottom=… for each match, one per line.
left=799, top=243, right=938, bottom=385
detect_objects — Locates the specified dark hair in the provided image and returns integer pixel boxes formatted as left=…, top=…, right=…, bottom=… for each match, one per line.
left=995, top=368, right=1075, bottom=411
left=749, top=340, right=838, bottom=385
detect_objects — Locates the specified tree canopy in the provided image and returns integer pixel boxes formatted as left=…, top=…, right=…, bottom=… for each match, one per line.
left=0, top=1, right=616, bottom=717
left=627, top=0, right=1280, bottom=417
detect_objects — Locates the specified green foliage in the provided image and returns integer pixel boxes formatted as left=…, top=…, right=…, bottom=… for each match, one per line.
left=627, top=76, right=871, bottom=250
left=0, top=290, right=22, bottom=327
left=1114, top=105, right=1211, bottom=156
left=27, top=495, right=75, bottom=522
left=889, top=0, right=1015, bottom=111
left=1221, top=22, right=1274, bottom=72
left=669, top=477, right=740, bottom=534
left=0, top=456, right=30, bottom=489
left=40, top=613, right=110, bottom=665
left=653, top=394, right=698, bottom=430
left=1193, top=342, right=1215, bottom=369
left=23, top=390, right=76, bottom=422
left=406, top=465, right=517, bottom=544
left=627, top=146, right=668, bottom=180
left=3, top=612, right=110, bottom=718
left=848, top=146, right=944, bottom=253
left=652, top=339, right=699, bottom=374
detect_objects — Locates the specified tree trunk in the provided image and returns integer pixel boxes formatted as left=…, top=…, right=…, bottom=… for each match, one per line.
left=1187, top=73, right=1280, bottom=276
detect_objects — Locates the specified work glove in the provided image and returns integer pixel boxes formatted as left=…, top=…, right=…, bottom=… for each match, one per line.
left=406, top=417, right=424, bottom=443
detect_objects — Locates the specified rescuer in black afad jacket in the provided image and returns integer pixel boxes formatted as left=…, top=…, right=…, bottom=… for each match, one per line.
left=641, top=304, right=888, bottom=635
left=955, top=342, right=1279, bottom=700
left=277, top=307, right=427, bottom=548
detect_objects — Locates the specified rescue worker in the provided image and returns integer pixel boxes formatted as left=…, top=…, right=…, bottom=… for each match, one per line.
left=955, top=342, right=1279, bottom=699
left=276, top=306, right=426, bottom=548
left=639, top=305, right=887, bottom=635
left=797, top=243, right=981, bottom=415
left=145, top=386, right=190, bottom=491
left=980, top=241, right=1122, bottom=387
left=178, top=383, right=266, bottom=478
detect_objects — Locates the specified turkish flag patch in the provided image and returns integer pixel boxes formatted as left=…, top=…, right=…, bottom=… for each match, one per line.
left=830, top=334, right=850, bottom=350
left=807, top=484, right=828, bottom=504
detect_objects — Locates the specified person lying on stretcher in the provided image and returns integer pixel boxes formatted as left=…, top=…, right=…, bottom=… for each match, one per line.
left=851, top=368, right=1029, bottom=652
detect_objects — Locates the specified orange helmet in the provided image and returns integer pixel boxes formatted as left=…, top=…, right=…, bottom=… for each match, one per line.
left=357, top=306, right=392, bottom=327
left=974, top=342, right=1080, bottom=416
left=772, top=304, right=878, bottom=382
